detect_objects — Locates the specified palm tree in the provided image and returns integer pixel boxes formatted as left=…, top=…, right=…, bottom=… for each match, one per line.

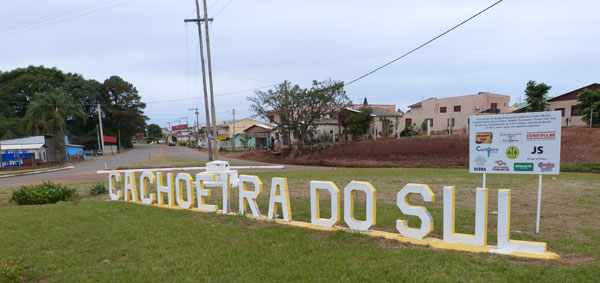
left=25, top=89, right=86, bottom=164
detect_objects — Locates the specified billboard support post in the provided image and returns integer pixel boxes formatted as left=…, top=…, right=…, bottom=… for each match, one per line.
left=536, top=174, right=542, bottom=233
left=482, top=173, right=486, bottom=189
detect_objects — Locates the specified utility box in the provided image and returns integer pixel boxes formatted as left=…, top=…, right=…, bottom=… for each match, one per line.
left=201, top=160, right=239, bottom=188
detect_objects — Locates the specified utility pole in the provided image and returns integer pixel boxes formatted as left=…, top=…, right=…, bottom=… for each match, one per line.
left=96, top=124, right=101, bottom=152
left=232, top=108, right=236, bottom=152
left=190, top=108, right=202, bottom=149
left=185, top=0, right=215, bottom=160
left=118, top=129, right=121, bottom=152
left=202, top=0, right=220, bottom=160
left=97, top=104, right=105, bottom=154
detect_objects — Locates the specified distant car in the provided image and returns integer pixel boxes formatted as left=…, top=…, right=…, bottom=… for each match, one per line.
left=168, top=142, right=175, bottom=146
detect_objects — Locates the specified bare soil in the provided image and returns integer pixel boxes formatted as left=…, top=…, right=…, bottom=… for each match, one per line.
left=240, top=127, right=600, bottom=167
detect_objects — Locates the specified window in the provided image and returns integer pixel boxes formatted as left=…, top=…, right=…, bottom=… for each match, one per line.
left=426, top=118, right=433, bottom=127
left=555, top=108, right=565, bottom=117
left=454, top=105, right=461, bottom=112
left=571, top=105, right=582, bottom=116
left=491, top=103, right=498, bottom=109
left=440, top=107, right=447, bottom=113
left=405, top=118, right=412, bottom=127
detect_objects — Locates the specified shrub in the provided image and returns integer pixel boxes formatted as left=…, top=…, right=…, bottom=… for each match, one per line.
left=176, top=141, right=187, bottom=146
left=11, top=182, right=78, bottom=205
left=90, top=182, right=108, bottom=196
left=400, top=123, right=419, bottom=137
left=0, top=258, right=23, bottom=283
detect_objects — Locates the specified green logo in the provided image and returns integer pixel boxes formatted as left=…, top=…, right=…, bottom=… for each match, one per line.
left=514, top=163, right=534, bottom=171
left=506, top=146, right=519, bottom=159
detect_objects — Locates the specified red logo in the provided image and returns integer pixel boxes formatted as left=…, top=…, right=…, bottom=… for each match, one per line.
left=526, top=131, right=556, bottom=140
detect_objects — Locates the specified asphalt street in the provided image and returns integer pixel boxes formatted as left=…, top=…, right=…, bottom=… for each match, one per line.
left=0, top=144, right=319, bottom=188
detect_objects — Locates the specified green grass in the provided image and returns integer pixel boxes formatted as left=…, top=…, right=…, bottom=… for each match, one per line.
left=114, top=156, right=255, bottom=170
left=1, top=168, right=599, bottom=281
left=562, top=162, right=600, bottom=173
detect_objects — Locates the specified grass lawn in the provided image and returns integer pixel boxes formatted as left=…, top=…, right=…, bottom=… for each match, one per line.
left=114, top=156, right=256, bottom=170
left=1, top=168, right=599, bottom=281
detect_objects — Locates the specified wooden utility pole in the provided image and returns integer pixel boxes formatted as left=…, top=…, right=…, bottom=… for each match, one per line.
left=232, top=108, right=236, bottom=152
left=190, top=108, right=201, bottom=148
left=97, top=104, right=105, bottom=153
left=202, top=0, right=220, bottom=160
left=185, top=1, right=214, bottom=160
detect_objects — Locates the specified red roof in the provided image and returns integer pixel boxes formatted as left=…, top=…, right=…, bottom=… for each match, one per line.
left=549, top=83, right=600, bottom=102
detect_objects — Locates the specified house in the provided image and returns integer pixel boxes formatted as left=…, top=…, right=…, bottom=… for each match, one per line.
left=338, top=107, right=403, bottom=139
left=217, top=118, right=265, bottom=143
left=65, top=136, right=85, bottom=162
left=548, top=83, right=599, bottom=127
left=403, top=92, right=511, bottom=133
left=0, top=135, right=57, bottom=165
left=243, top=124, right=275, bottom=149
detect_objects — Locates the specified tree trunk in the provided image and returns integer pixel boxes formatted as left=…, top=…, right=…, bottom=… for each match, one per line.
left=56, top=121, right=67, bottom=164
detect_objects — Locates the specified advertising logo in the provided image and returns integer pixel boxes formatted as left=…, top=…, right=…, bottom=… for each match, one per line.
left=531, top=146, right=544, bottom=154
left=476, top=146, right=499, bottom=157
left=475, top=156, right=486, bottom=166
left=514, top=163, right=534, bottom=171
left=538, top=162, right=555, bottom=172
left=527, top=131, right=556, bottom=141
left=505, top=146, right=520, bottom=159
left=475, top=132, right=493, bottom=144
left=500, top=132, right=522, bottom=143
left=492, top=160, right=509, bottom=171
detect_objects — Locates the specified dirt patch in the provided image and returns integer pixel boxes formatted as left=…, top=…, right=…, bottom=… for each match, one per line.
left=240, top=127, right=600, bottom=168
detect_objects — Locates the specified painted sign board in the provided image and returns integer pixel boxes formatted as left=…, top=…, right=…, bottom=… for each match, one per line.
left=469, top=111, right=561, bottom=175
left=172, top=124, right=188, bottom=131
left=1, top=150, right=31, bottom=167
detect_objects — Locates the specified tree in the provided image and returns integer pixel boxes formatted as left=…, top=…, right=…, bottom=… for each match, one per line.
left=101, top=76, right=148, bottom=148
left=342, top=107, right=372, bottom=141
left=147, top=124, right=163, bottom=140
left=363, top=97, right=368, bottom=105
left=577, top=88, right=600, bottom=126
left=249, top=79, right=349, bottom=145
left=524, top=80, right=551, bottom=112
left=24, top=89, right=86, bottom=164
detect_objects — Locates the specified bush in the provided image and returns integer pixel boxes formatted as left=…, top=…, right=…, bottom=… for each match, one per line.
left=400, top=123, right=419, bottom=137
left=0, top=258, right=23, bottom=282
left=176, top=141, right=187, bottom=146
left=11, top=182, right=78, bottom=205
left=90, top=182, right=108, bottom=196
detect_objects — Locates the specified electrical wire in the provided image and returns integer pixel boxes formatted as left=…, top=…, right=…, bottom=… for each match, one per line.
left=0, top=0, right=139, bottom=37
left=345, top=0, right=503, bottom=86
left=212, top=0, right=233, bottom=18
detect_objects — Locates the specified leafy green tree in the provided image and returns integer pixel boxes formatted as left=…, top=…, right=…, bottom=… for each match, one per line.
left=524, top=80, right=551, bottom=112
left=24, top=89, right=86, bottom=164
left=147, top=124, right=163, bottom=140
left=249, top=79, right=349, bottom=145
left=363, top=97, right=368, bottom=105
left=101, top=76, right=148, bottom=148
left=342, top=107, right=372, bottom=140
left=577, top=88, right=600, bottom=126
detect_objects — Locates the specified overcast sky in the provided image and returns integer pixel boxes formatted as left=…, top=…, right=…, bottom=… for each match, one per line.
left=1, top=0, right=599, bottom=128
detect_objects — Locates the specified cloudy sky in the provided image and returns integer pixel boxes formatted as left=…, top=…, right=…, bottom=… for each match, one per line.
left=1, top=0, right=599, bottom=128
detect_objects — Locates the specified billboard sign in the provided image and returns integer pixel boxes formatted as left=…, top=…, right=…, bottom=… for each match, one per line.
left=469, top=111, right=561, bottom=175
left=172, top=124, right=188, bottom=131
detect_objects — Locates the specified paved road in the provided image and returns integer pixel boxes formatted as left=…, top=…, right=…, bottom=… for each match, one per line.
left=0, top=144, right=322, bottom=187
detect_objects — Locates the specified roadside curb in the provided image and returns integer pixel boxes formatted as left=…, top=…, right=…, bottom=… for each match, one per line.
left=0, top=166, right=75, bottom=178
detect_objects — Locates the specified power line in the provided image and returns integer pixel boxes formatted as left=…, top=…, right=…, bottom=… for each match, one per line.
left=212, top=0, right=233, bottom=17
left=0, top=0, right=139, bottom=37
left=345, top=0, right=504, bottom=86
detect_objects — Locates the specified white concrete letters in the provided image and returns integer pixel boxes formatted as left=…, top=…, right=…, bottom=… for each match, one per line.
left=195, top=173, right=218, bottom=212
left=310, top=181, right=340, bottom=228
left=496, top=189, right=547, bottom=254
left=108, top=170, right=122, bottom=201
left=443, top=186, right=488, bottom=246
left=267, top=177, right=292, bottom=222
left=139, top=171, right=156, bottom=204
left=239, top=175, right=263, bottom=217
left=396, top=183, right=435, bottom=240
left=343, top=181, right=376, bottom=232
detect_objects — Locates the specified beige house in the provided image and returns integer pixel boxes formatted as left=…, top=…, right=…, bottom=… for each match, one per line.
left=548, top=83, right=599, bottom=127
left=216, top=118, right=264, bottom=139
left=403, top=92, right=511, bottom=133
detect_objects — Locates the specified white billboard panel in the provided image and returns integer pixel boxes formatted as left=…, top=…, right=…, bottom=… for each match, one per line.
left=469, top=111, right=561, bottom=175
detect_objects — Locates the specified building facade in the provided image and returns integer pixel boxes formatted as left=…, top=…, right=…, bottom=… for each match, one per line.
left=403, top=92, right=511, bottom=133
left=548, top=83, right=599, bottom=127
